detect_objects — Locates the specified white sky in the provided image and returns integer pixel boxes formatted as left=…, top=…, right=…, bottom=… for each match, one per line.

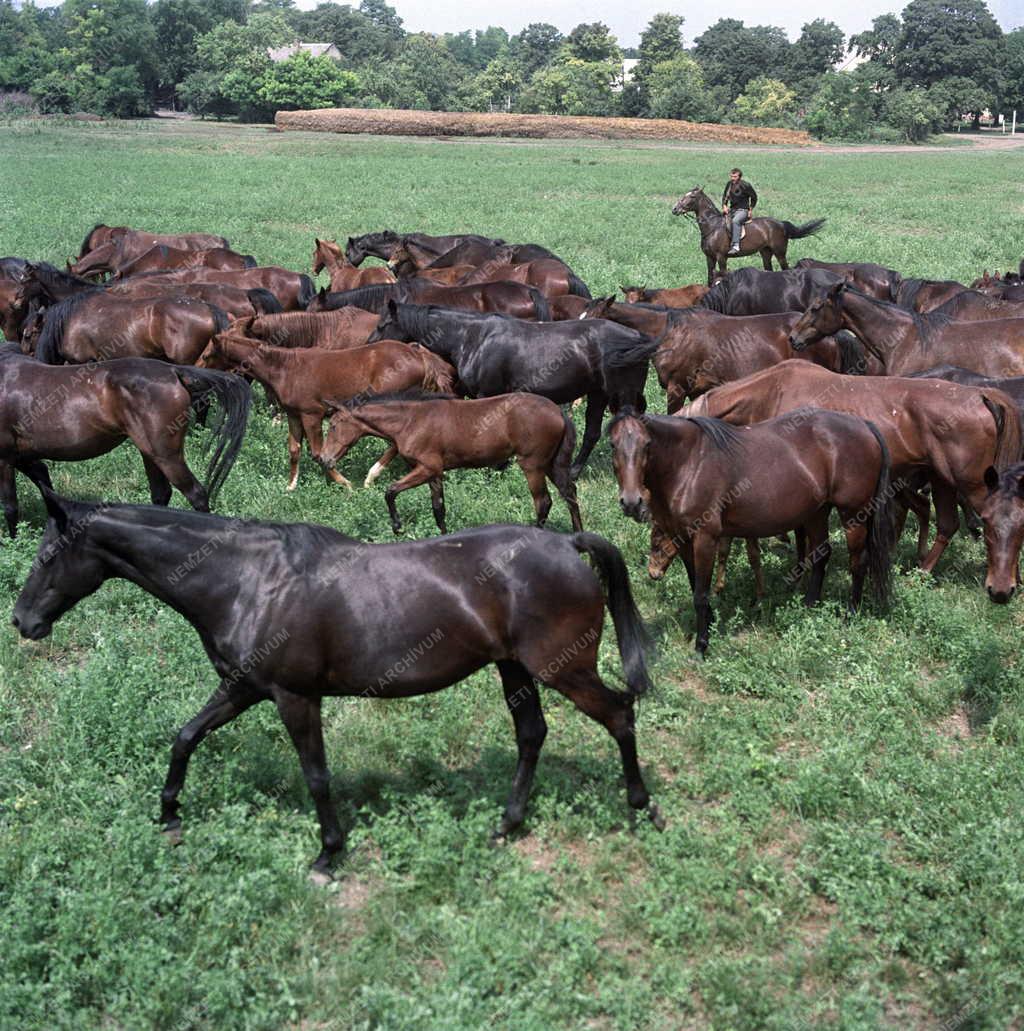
left=295, top=0, right=1023, bottom=45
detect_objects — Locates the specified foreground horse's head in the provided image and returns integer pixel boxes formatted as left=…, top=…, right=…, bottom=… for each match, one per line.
left=345, top=230, right=399, bottom=267
left=366, top=299, right=409, bottom=344
left=12, top=491, right=106, bottom=640
left=980, top=464, right=1024, bottom=604
left=608, top=409, right=652, bottom=523
left=789, top=283, right=845, bottom=348
left=671, top=186, right=705, bottom=217
left=579, top=295, right=615, bottom=320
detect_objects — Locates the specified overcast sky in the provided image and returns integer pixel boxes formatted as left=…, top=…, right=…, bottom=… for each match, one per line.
left=294, top=0, right=1023, bottom=45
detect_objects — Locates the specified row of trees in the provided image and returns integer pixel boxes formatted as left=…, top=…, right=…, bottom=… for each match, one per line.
left=0, top=0, right=1021, bottom=139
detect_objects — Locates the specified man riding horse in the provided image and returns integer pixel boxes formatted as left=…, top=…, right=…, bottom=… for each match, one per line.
left=722, top=168, right=757, bottom=256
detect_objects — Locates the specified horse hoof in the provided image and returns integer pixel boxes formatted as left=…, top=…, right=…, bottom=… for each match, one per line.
left=308, top=868, right=334, bottom=887
left=162, top=822, right=183, bottom=845
left=647, top=804, right=666, bottom=832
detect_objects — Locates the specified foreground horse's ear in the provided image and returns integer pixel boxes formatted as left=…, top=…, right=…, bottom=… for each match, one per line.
left=984, top=466, right=1000, bottom=492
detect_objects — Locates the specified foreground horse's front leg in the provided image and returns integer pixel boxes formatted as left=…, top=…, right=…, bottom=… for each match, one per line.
left=142, top=455, right=173, bottom=507
left=273, top=688, right=345, bottom=873
left=160, top=679, right=266, bottom=835
left=286, top=414, right=304, bottom=491
left=384, top=463, right=437, bottom=534
left=494, top=661, right=547, bottom=838
left=428, top=475, right=448, bottom=533
left=569, top=392, right=607, bottom=479
left=364, top=444, right=399, bottom=487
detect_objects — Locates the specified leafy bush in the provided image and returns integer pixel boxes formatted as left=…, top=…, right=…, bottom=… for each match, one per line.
left=732, top=76, right=797, bottom=127
left=883, top=86, right=943, bottom=142
left=257, top=51, right=359, bottom=111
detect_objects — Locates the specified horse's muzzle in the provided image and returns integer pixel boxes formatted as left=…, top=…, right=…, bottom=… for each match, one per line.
left=619, top=495, right=650, bottom=523
left=11, top=611, right=52, bottom=640
left=987, top=584, right=1015, bottom=604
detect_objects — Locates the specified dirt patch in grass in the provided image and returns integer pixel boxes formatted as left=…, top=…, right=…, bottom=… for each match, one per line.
left=934, top=705, right=972, bottom=751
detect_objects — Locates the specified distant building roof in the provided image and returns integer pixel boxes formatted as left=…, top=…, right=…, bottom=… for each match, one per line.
left=834, top=51, right=868, bottom=73
left=267, top=42, right=342, bottom=63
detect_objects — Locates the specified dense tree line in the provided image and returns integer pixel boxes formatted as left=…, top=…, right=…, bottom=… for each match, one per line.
left=0, top=0, right=1020, bottom=140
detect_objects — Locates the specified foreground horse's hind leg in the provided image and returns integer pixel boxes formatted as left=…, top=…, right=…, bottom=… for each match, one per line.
left=274, top=689, right=345, bottom=873
left=545, top=667, right=662, bottom=828
left=801, top=510, right=832, bottom=605
left=428, top=475, right=447, bottom=533
left=842, top=515, right=870, bottom=611
left=691, top=532, right=718, bottom=656
left=0, top=461, right=17, bottom=537
left=520, top=462, right=553, bottom=527
left=570, top=392, right=607, bottom=479
left=494, top=661, right=548, bottom=838
left=142, top=456, right=173, bottom=507
left=760, top=247, right=774, bottom=271
left=160, top=679, right=267, bottom=835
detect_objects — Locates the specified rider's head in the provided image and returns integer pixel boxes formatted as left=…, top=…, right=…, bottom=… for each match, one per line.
left=729, top=168, right=742, bottom=182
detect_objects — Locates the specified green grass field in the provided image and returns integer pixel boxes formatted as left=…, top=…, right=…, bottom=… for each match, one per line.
left=2, top=120, right=1024, bottom=1030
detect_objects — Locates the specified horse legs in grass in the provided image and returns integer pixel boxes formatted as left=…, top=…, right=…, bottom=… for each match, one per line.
left=494, top=660, right=547, bottom=838
left=299, top=412, right=352, bottom=490
left=428, top=476, right=447, bottom=533
left=384, top=463, right=438, bottom=534
left=160, top=679, right=267, bottom=836
left=760, top=247, right=774, bottom=271
left=364, top=444, right=399, bottom=487
left=705, top=253, right=717, bottom=288
left=801, top=510, right=832, bottom=605
left=142, top=456, right=173, bottom=506
left=545, top=667, right=661, bottom=828
left=842, top=515, right=870, bottom=611
left=274, top=689, right=345, bottom=873
left=920, top=481, right=960, bottom=573
left=691, top=532, right=718, bottom=656
left=648, top=523, right=678, bottom=580
left=570, top=393, right=607, bottom=480
left=286, top=414, right=304, bottom=491
left=545, top=458, right=583, bottom=532
left=521, top=463, right=553, bottom=528
left=0, top=461, right=17, bottom=537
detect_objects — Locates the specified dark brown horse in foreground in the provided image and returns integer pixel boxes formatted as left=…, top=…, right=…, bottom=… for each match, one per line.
left=685, top=360, right=1022, bottom=573
left=0, top=348, right=249, bottom=534
left=672, top=187, right=826, bottom=285
left=196, top=335, right=454, bottom=489
left=13, top=494, right=662, bottom=871
left=609, top=408, right=895, bottom=656
left=980, top=463, right=1024, bottom=603
left=320, top=391, right=583, bottom=532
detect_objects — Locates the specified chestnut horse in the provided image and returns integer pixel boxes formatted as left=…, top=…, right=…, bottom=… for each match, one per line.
left=619, top=284, right=708, bottom=308
left=672, top=187, right=826, bottom=285
left=0, top=349, right=249, bottom=534
left=685, top=360, right=1022, bottom=573
left=320, top=390, right=583, bottom=532
left=13, top=493, right=661, bottom=871
left=71, top=232, right=230, bottom=277
left=121, top=266, right=314, bottom=311
left=312, top=238, right=394, bottom=290
left=228, top=308, right=380, bottom=351
left=609, top=407, right=895, bottom=655
left=195, top=335, right=455, bottom=489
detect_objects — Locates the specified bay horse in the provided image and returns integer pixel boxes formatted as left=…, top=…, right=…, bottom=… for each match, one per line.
left=228, top=308, right=380, bottom=351
left=312, top=238, right=395, bottom=290
left=700, top=266, right=843, bottom=315
left=979, top=463, right=1024, bottom=603
left=389, top=243, right=475, bottom=284
left=609, top=407, right=895, bottom=656
left=549, top=295, right=591, bottom=320
left=459, top=257, right=592, bottom=300
left=794, top=259, right=901, bottom=301
left=908, top=365, right=1024, bottom=416
left=12, top=493, right=662, bottom=871
left=195, top=334, right=455, bottom=489
left=685, top=360, right=1022, bottom=573
left=893, top=278, right=968, bottom=312
left=77, top=224, right=229, bottom=261
left=120, top=266, right=313, bottom=311
left=789, top=282, right=1024, bottom=377
left=0, top=352, right=249, bottom=534
left=320, top=390, right=583, bottom=532
left=307, top=280, right=551, bottom=322
left=111, top=245, right=256, bottom=280
left=1, top=257, right=28, bottom=340
left=672, top=187, right=826, bottom=286
left=31, top=292, right=231, bottom=366
left=620, top=285, right=708, bottom=308
left=367, top=300, right=655, bottom=477
left=344, top=231, right=504, bottom=267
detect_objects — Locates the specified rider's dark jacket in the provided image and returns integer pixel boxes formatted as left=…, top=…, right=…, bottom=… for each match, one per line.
left=722, top=179, right=757, bottom=212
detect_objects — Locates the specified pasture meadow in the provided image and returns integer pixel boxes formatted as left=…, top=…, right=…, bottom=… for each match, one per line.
left=1, top=119, right=1023, bottom=1029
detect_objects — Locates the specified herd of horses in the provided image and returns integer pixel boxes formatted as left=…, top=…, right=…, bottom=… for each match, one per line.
left=5, top=208, right=1024, bottom=872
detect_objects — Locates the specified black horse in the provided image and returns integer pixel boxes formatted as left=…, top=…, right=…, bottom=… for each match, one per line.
left=344, top=231, right=505, bottom=267
left=12, top=492, right=663, bottom=872
left=701, top=266, right=843, bottom=315
left=368, top=300, right=655, bottom=477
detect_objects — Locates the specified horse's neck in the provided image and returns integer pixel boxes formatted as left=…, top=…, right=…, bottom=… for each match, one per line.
left=695, top=193, right=723, bottom=229
left=642, top=418, right=701, bottom=488
left=228, top=342, right=284, bottom=381
left=352, top=406, right=410, bottom=440
left=842, top=292, right=914, bottom=353
left=403, top=309, right=453, bottom=356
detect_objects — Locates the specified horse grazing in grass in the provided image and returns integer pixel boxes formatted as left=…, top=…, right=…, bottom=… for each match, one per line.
left=196, top=334, right=455, bottom=490
left=685, top=360, right=1022, bottom=573
left=672, top=187, right=826, bottom=285
left=321, top=390, right=583, bottom=532
left=620, top=284, right=708, bottom=308
left=610, top=407, right=896, bottom=656
left=980, top=463, right=1024, bottom=604
left=0, top=351, right=249, bottom=534
left=367, top=300, right=655, bottom=477
left=13, top=492, right=663, bottom=872
left=111, top=245, right=256, bottom=279
left=312, top=238, right=395, bottom=291
left=789, top=282, right=1024, bottom=377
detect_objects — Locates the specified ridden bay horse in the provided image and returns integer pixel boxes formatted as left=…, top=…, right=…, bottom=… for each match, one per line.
left=609, top=407, right=896, bottom=656
left=195, top=334, right=455, bottom=489
left=979, top=463, right=1024, bottom=603
left=320, top=390, right=583, bottom=531
left=13, top=492, right=663, bottom=871
left=312, top=239, right=395, bottom=290
left=0, top=350, right=249, bottom=534
left=672, top=187, right=826, bottom=286
left=367, top=300, right=655, bottom=477
left=30, top=292, right=231, bottom=366
left=685, top=360, right=1022, bottom=573
left=110, top=245, right=256, bottom=279
left=619, top=285, right=708, bottom=308
left=789, top=282, right=1024, bottom=377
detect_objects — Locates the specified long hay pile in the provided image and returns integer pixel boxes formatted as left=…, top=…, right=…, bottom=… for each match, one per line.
left=275, top=107, right=812, bottom=146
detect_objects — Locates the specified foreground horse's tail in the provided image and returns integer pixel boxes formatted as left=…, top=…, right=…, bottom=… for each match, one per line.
left=567, top=272, right=592, bottom=299
left=782, top=218, right=826, bottom=240
left=571, top=532, right=654, bottom=697
left=527, top=285, right=551, bottom=322
left=981, top=390, right=1024, bottom=469
left=173, top=366, right=252, bottom=502
left=864, top=420, right=897, bottom=606
left=552, top=409, right=578, bottom=492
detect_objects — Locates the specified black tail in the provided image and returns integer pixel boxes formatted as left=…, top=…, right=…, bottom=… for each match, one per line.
left=782, top=218, right=826, bottom=240
left=864, top=420, right=896, bottom=607
left=835, top=331, right=868, bottom=375
left=173, top=366, right=251, bottom=502
left=296, top=273, right=316, bottom=310
left=572, top=532, right=653, bottom=696
left=527, top=285, right=551, bottom=321
left=567, top=272, right=592, bottom=299
left=247, top=288, right=283, bottom=315
left=602, top=334, right=660, bottom=372
left=242, top=254, right=258, bottom=269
